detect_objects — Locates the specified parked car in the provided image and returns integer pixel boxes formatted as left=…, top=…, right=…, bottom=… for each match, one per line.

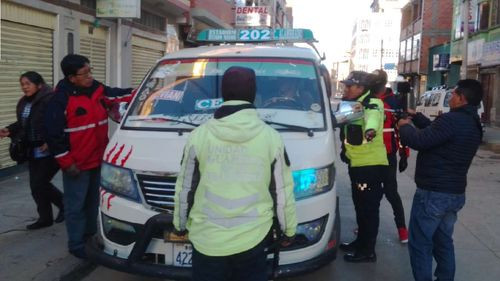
left=416, top=87, right=484, bottom=124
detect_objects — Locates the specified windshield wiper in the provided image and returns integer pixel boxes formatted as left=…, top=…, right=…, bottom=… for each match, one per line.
left=264, top=120, right=314, bottom=137
left=128, top=115, right=200, bottom=127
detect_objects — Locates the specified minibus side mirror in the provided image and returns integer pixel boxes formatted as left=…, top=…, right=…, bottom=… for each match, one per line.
left=331, top=101, right=364, bottom=127
left=108, top=102, right=129, bottom=123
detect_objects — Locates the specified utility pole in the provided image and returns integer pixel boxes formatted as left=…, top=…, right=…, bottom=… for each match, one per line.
left=460, top=0, right=469, bottom=79
left=380, top=39, right=384, bottom=69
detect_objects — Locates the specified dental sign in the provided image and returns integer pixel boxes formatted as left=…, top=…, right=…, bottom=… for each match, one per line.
left=96, top=0, right=141, bottom=18
left=235, top=6, right=271, bottom=27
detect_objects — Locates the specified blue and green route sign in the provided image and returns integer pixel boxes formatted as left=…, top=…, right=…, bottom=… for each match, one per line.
left=197, top=29, right=316, bottom=43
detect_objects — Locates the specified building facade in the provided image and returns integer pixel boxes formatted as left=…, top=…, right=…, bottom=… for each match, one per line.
left=398, top=0, right=454, bottom=98
left=234, top=0, right=291, bottom=28
left=349, top=0, right=406, bottom=84
left=426, top=43, right=461, bottom=89
left=0, top=0, right=235, bottom=170
left=450, top=0, right=500, bottom=126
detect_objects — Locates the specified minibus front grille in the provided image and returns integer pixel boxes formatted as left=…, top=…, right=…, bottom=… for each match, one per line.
left=136, top=174, right=176, bottom=211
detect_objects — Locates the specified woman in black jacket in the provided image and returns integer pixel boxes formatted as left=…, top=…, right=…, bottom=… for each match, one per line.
left=0, top=71, right=64, bottom=230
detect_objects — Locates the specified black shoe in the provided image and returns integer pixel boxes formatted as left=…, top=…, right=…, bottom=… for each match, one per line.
left=339, top=240, right=358, bottom=253
left=69, top=248, right=88, bottom=259
left=26, top=220, right=53, bottom=230
left=54, top=209, right=64, bottom=223
left=343, top=251, right=377, bottom=263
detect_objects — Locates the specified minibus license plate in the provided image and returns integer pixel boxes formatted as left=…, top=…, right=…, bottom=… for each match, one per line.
left=173, top=243, right=192, bottom=267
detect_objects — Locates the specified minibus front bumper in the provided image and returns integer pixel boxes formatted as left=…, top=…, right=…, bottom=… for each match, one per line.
left=86, top=199, right=340, bottom=279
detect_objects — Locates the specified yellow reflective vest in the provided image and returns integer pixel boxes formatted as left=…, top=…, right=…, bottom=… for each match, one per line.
left=174, top=100, right=297, bottom=256
left=344, top=92, right=389, bottom=167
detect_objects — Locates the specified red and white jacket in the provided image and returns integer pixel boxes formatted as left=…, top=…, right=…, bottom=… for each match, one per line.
left=44, top=79, right=134, bottom=170
left=380, top=91, right=410, bottom=157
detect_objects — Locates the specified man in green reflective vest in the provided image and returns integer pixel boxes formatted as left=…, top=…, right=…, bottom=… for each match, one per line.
left=338, top=71, right=388, bottom=262
left=174, top=66, right=297, bottom=281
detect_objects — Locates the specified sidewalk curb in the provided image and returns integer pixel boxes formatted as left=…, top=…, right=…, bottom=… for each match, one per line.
left=486, top=143, right=500, bottom=153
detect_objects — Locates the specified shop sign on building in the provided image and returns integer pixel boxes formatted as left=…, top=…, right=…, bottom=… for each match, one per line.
left=96, top=0, right=141, bottom=18
left=235, top=6, right=271, bottom=27
left=481, top=40, right=500, bottom=67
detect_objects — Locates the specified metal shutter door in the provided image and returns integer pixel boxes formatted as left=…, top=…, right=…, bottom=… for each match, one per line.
left=80, top=23, right=108, bottom=83
left=131, top=36, right=165, bottom=87
left=0, top=20, right=54, bottom=169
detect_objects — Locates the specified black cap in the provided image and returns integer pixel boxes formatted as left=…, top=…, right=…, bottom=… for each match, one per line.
left=341, top=71, right=373, bottom=87
left=221, top=66, right=256, bottom=103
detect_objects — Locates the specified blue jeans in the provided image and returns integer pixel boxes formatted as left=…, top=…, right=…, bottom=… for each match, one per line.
left=63, top=167, right=100, bottom=251
left=409, top=188, right=465, bottom=281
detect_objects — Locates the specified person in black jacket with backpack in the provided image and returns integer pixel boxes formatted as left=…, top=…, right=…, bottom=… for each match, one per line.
left=397, top=79, right=483, bottom=281
left=0, top=71, right=64, bottom=230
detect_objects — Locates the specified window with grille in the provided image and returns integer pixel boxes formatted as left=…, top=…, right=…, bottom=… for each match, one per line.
left=134, top=10, right=165, bottom=31
left=491, top=0, right=500, bottom=27
left=478, top=2, right=490, bottom=31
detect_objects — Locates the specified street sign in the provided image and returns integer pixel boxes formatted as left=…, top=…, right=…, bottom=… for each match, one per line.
left=197, top=29, right=316, bottom=43
left=96, top=0, right=141, bottom=18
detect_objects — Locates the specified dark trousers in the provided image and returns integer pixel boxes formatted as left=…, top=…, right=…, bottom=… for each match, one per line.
left=383, top=153, right=406, bottom=228
left=348, top=165, right=385, bottom=255
left=192, top=240, right=267, bottom=281
left=28, top=157, right=63, bottom=222
left=63, top=167, right=100, bottom=251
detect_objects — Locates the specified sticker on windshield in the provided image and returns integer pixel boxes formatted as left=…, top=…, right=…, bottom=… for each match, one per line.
left=195, top=98, right=223, bottom=110
left=156, top=90, right=185, bottom=102
left=310, top=103, right=321, bottom=112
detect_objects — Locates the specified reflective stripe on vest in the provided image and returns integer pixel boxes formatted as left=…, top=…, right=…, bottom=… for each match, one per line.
left=273, top=152, right=287, bottom=231
left=178, top=146, right=197, bottom=230
left=205, top=190, right=259, bottom=210
left=203, top=206, right=259, bottom=228
left=55, top=151, right=69, bottom=158
left=383, top=128, right=395, bottom=133
left=64, top=119, right=108, bottom=133
left=64, top=123, right=96, bottom=133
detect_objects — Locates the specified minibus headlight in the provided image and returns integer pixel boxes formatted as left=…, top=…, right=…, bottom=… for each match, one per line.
left=293, top=166, right=332, bottom=200
left=101, top=163, right=141, bottom=202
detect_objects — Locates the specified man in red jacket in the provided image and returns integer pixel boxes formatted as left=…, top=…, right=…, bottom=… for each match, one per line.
left=44, top=54, right=133, bottom=259
left=371, top=69, right=409, bottom=243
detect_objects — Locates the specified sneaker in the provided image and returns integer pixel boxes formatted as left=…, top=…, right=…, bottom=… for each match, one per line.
left=398, top=227, right=409, bottom=243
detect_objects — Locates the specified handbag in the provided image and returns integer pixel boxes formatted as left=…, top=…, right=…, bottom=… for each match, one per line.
left=9, top=137, right=30, bottom=163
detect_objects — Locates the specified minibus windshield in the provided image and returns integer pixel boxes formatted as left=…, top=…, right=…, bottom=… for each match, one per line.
left=123, top=57, right=326, bottom=131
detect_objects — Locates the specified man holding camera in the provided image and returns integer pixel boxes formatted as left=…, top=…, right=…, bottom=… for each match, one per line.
left=398, top=79, right=483, bottom=281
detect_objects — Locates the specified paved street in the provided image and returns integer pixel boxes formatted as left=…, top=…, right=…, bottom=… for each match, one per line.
left=79, top=145, right=500, bottom=281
